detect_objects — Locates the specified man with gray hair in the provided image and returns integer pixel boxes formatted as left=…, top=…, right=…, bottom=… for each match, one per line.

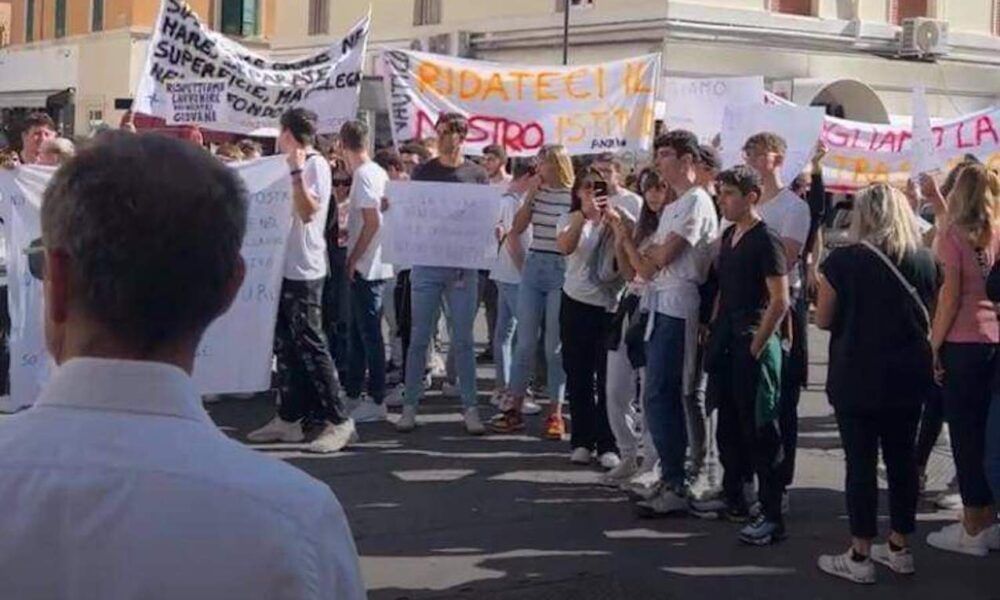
left=0, top=132, right=365, bottom=598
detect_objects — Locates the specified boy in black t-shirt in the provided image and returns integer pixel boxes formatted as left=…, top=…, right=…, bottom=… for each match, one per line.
left=693, top=166, right=790, bottom=546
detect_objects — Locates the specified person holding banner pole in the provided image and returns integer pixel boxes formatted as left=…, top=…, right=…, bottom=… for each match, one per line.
left=249, top=108, right=355, bottom=454
left=744, top=132, right=812, bottom=513
left=492, top=145, right=576, bottom=437
left=396, top=113, right=489, bottom=436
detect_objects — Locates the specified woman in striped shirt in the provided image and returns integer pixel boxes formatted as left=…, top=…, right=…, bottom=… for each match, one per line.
left=492, top=145, right=575, bottom=437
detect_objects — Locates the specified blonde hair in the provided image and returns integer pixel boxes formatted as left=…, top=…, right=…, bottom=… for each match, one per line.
left=215, top=143, right=245, bottom=162
left=946, top=163, right=1000, bottom=248
left=539, top=144, right=575, bottom=190
left=850, top=183, right=919, bottom=260
left=40, top=138, right=75, bottom=164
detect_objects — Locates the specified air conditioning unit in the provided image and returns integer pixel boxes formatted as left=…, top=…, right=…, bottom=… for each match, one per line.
left=899, top=18, right=949, bottom=58
left=410, top=32, right=472, bottom=57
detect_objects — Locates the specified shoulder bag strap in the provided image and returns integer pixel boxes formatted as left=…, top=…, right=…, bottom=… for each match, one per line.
left=860, top=241, right=931, bottom=332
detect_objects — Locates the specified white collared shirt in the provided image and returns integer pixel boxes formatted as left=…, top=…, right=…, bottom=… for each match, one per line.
left=0, top=358, right=365, bottom=600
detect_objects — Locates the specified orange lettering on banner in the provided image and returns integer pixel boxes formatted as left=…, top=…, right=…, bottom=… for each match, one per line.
left=613, top=108, right=631, bottom=134
left=624, top=61, right=652, bottom=95
left=556, top=114, right=587, bottom=143
left=536, top=72, right=559, bottom=101
left=416, top=61, right=445, bottom=95
left=565, top=69, right=591, bottom=100
left=510, top=71, right=532, bottom=101
left=459, top=70, right=483, bottom=100
left=596, top=67, right=606, bottom=99
left=481, top=73, right=510, bottom=101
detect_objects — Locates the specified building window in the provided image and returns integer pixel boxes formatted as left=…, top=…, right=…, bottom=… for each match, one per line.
left=221, top=0, right=259, bottom=37
left=556, top=0, right=595, bottom=11
left=891, top=0, right=929, bottom=24
left=25, top=0, right=35, bottom=42
left=413, top=0, right=442, bottom=26
left=55, top=0, right=66, bottom=38
left=994, top=0, right=1000, bottom=36
left=308, top=0, right=328, bottom=35
left=769, top=0, right=813, bottom=16
left=92, top=0, right=104, bottom=32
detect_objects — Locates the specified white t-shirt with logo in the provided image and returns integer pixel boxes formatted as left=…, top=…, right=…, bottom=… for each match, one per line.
left=558, top=213, right=614, bottom=310
left=490, top=192, right=531, bottom=285
left=651, top=187, right=719, bottom=319
left=757, top=188, right=811, bottom=290
left=347, top=160, right=394, bottom=281
left=283, top=154, right=331, bottom=281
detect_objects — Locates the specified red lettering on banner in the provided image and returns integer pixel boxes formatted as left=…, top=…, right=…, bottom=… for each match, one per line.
left=956, top=121, right=976, bottom=149
left=414, top=109, right=545, bottom=153
left=933, top=126, right=945, bottom=147
left=975, top=116, right=999, bottom=146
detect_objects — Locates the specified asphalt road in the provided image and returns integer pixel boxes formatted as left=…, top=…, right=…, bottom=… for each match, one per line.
left=209, top=325, right=999, bottom=600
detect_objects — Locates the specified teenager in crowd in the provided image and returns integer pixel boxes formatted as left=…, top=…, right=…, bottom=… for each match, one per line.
left=603, top=170, right=671, bottom=486
left=397, top=114, right=489, bottom=435
left=986, top=258, right=1000, bottom=500
left=237, top=138, right=263, bottom=160
left=744, top=131, right=811, bottom=513
left=323, top=157, right=353, bottom=389
left=635, top=130, right=719, bottom=517
left=925, top=163, right=1000, bottom=557
left=555, top=168, right=620, bottom=467
left=490, top=161, right=536, bottom=411
left=399, top=141, right=431, bottom=178
left=483, top=143, right=511, bottom=185
left=248, top=108, right=355, bottom=453
left=492, top=145, right=576, bottom=437
left=694, top=165, right=788, bottom=545
left=374, top=148, right=408, bottom=399
left=476, top=144, right=509, bottom=363
left=17, top=112, right=56, bottom=165
left=815, top=184, right=938, bottom=584
left=214, top=143, right=245, bottom=163
left=340, top=120, right=394, bottom=422
left=591, top=152, right=643, bottom=222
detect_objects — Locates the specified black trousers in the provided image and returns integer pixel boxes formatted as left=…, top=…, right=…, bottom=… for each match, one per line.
left=941, top=342, right=997, bottom=507
left=275, top=278, right=346, bottom=425
left=777, top=295, right=807, bottom=489
left=915, top=386, right=945, bottom=470
left=395, top=270, right=412, bottom=376
left=323, top=246, right=351, bottom=384
left=716, top=332, right=783, bottom=522
left=0, top=285, right=8, bottom=396
left=560, top=293, right=616, bottom=454
left=835, top=407, right=920, bottom=539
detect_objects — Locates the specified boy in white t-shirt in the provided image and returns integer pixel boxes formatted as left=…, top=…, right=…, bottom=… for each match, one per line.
left=743, top=131, right=812, bottom=509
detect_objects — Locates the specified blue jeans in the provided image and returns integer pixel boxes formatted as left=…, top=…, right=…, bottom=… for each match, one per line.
left=404, top=266, right=479, bottom=409
left=508, top=252, right=566, bottom=402
left=987, top=390, right=1000, bottom=500
left=346, top=277, right=387, bottom=403
left=493, top=281, right=519, bottom=391
left=644, top=313, right=688, bottom=489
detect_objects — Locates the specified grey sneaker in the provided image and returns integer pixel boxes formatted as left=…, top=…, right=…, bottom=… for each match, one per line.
left=306, top=419, right=357, bottom=454
left=464, top=407, right=486, bottom=435
left=870, top=543, right=915, bottom=574
left=818, top=549, right=876, bottom=584
left=636, top=485, right=687, bottom=517
left=246, top=416, right=305, bottom=443
left=396, top=405, right=418, bottom=432
left=349, top=398, right=387, bottom=423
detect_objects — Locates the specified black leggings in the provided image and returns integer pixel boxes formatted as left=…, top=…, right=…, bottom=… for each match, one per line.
left=560, top=293, right=615, bottom=454
left=915, top=387, right=944, bottom=471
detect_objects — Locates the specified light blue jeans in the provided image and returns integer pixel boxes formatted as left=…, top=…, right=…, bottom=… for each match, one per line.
left=508, top=252, right=566, bottom=402
left=493, top=281, right=519, bottom=391
left=404, top=266, right=479, bottom=409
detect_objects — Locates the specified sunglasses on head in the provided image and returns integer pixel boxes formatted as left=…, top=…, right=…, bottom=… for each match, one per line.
left=332, top=177, right=352, bottom=187
left=25, top=238, right=44, bottom=281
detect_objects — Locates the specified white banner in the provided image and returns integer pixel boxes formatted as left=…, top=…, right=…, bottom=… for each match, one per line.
left=721, top=104, right=826, bottom=184
left=661, top=76, right=764, bottom=143
left=382, top=50, right=661, bottom=156
left=0, top=157, right=293, bottom=410
left=383, top=181, right=502, bottom=270
left=134, top=0, right=369, bottom=136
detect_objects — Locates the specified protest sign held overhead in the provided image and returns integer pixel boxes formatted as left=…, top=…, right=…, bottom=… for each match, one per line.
left=133, top=0, right=369, bottom=136
left=382, top=50, right=660, bottom=156
left=661, top=76, right=765, bottom=144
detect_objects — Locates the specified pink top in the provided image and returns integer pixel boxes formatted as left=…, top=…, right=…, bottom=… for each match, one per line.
left=937, top=226, right=1000, bottom=343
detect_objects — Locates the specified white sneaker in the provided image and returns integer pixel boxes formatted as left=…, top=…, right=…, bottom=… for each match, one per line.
left=570, top=447, right=592, bottom=465
left=870, top=543, right=915, bottom=574
left=463, top=407, right=485, bottom=435
left=441, top=381, right=460, bottom=398
left=817, top=550, right=876, bottom=584
left=307, top=419, right=357, bottom=454
left=384, top=385, right=404, bottom=408
left=490, top=390, right=505, bottom=408
left=688, top=471, right=722, bottom=502
left=428, top=353, right=447, bottom=377
left=521, top=400, right=542, bottom=415
left=601, top=455, right=638, bottom=485
left=636, top=485, right=687, bottom=517
left=349, top=398, right=387, bottom=423
left=396, top=405, right=418, bottom=432
left=247, top=416, right=305, bottom=443
left=598, top=452, right=621, bottom=470
left=927, top=523, right=990, bottom=557
left=934, top=491, right=963, bottom=511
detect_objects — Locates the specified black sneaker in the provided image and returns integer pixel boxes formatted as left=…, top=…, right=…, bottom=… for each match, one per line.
left=738, top=514, right=786, bottom=546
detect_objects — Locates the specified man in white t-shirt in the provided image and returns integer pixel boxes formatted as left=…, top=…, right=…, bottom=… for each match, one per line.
left=743, top=131, right=812, bottom=507
left=340, top=120, right=394, bottom=423
left=592, top=152, right=643, bottom=222
left=636, top=130, right=719, bottom=517
left=249, top=108, right=355, bottom=454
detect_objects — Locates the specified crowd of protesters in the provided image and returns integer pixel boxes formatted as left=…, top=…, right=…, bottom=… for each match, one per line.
left=2, top=107, right=999, bottom=590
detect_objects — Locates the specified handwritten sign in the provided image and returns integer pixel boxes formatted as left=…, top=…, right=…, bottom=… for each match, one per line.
left=661, top=76, right=764, bottom=143
left=134, top=0, right=368, bottom=136
left=0, top=157, right=294, bottom=409
left=165, top=78, right=227, bottom=125
left=383, top=181, right=502, bottom=270
left=720, top=104, right=826, bottom=184
left=382, top=50, right=660, bottom=156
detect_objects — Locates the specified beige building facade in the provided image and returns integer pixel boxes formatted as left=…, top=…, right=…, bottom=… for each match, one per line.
left=1, top=1, right=998, bottom=137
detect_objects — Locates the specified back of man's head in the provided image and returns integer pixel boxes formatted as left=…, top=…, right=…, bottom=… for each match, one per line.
left=41, top=132, right=247, bottom=355
left=280, top=108, right=318, bottom=147
left=339, top=120, right=369, bottom=153
left=654, top=130, right=700, bottom=161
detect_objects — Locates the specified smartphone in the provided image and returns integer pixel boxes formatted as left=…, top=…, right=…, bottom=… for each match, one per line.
left=114, top=98, right=133, bottom=111
left=593, top=180, right=608, bottom=198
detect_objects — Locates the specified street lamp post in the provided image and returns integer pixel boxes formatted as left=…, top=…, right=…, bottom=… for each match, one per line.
left=562, top=0, right=570, bottom=65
